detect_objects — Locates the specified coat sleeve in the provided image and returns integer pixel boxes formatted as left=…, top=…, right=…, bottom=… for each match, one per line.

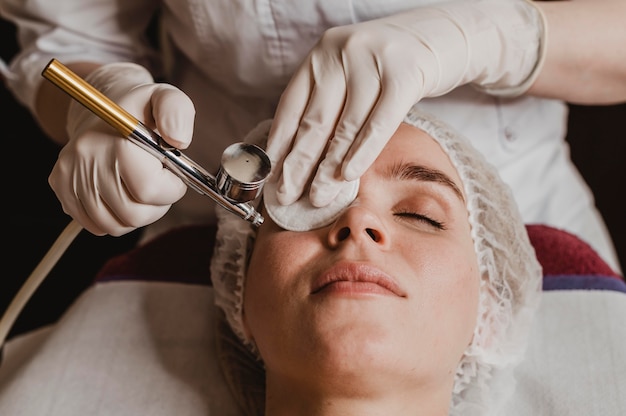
left=0, top=0, right=161, bottom=112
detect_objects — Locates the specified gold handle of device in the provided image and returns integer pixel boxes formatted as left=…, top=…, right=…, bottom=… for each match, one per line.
left=41, top=58, right=138, bottom=137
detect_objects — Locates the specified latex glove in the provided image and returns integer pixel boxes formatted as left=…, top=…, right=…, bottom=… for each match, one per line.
left=48, top=62, right=195, bottom=236
left=267, top=0, right=546, bottom=207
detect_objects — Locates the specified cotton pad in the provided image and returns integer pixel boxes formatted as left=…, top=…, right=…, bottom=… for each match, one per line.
left=262, top=178, right=359, bottom=232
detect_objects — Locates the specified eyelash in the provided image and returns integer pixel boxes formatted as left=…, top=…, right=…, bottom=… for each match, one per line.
left=395, top=211, right=446, bottom=230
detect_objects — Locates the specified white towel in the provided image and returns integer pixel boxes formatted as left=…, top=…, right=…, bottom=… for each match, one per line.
left=503, top=290, right=626, bottom=415
left=0, top=281, right=239, bottom=416
left=1, top=282, right=625, bottom=415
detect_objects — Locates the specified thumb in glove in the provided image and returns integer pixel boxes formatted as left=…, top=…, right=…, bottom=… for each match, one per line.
left=49, top=62, right=196, bottom=236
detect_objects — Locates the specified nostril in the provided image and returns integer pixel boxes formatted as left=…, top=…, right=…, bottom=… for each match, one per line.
left=365, top=228, right=379, bottom=242
left=337, top=227, right=351, bottom=241
left=331, top=225, right=383, bottom=245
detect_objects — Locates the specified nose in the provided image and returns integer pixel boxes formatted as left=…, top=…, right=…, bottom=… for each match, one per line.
left=327, top=205, right=388, bottom=248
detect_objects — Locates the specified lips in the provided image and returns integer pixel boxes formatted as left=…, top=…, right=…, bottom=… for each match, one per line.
left=311, top=262, right=407, bottom=297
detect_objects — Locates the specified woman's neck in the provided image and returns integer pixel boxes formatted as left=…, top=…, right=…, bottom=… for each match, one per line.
left=262, top=372, right=451, bottom=416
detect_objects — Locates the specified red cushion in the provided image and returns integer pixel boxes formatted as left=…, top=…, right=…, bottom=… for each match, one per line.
left=526, top=224, right=621, bottom=279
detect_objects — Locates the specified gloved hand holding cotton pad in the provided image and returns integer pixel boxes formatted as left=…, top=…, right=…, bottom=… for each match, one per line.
left=262, top=179, right=359, bottom=232
left=242, top=119, right=359, bottom=232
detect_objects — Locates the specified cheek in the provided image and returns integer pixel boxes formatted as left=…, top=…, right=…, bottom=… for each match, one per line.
left=243, top=233, right=318, bottom=342
left=243, top=239, right=286, bottom=336
left=435, top=248, right=480, bottom=345
left=405, top=236, right=480, bottom=349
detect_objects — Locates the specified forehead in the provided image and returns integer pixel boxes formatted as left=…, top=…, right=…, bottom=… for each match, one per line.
left=368, top=123, right=463, bottom=192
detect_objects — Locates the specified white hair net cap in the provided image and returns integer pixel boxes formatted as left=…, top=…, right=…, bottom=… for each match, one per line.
left=210, top=107, right=543, bottom=415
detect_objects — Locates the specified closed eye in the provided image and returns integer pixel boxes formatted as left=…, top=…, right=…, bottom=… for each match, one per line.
left=395, top=212, right=446, bottom=230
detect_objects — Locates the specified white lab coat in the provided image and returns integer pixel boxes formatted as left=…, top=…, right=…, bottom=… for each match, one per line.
left=0, top=0, right=620, bottom=270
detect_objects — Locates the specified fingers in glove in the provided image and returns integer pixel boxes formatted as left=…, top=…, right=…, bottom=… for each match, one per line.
left=341, top=72, right=422, bottom=182
left=88, top=199, right=172, bottom=237
left=308, top=57, right=382, bottom=207
left=67, top=189, right=172, bottom=237
left=266, top=68, right=311, bottom=178
left=274, top=69, right=347, bottom=206
left=116, top=139, right=188, bottom=206
left=48, top=155, right=134, bottom=237
left=49, top=134, right=187, bottom=236
left=308, top=139, right=352, bottom=208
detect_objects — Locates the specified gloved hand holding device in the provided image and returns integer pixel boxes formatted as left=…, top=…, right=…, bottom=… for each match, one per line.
left=267, top=0, right=546, bottom=207
left=48, top=63, right=196, bottom=236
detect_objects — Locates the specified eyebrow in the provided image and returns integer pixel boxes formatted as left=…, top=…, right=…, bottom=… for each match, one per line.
left=387, top=163, right=465, bottom=202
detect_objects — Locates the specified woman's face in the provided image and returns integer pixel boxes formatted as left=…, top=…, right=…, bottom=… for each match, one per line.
left=244, top=123, right=480, bottom=393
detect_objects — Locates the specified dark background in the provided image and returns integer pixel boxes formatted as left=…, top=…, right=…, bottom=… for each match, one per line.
left=1, top=17, right=625, bottom=341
